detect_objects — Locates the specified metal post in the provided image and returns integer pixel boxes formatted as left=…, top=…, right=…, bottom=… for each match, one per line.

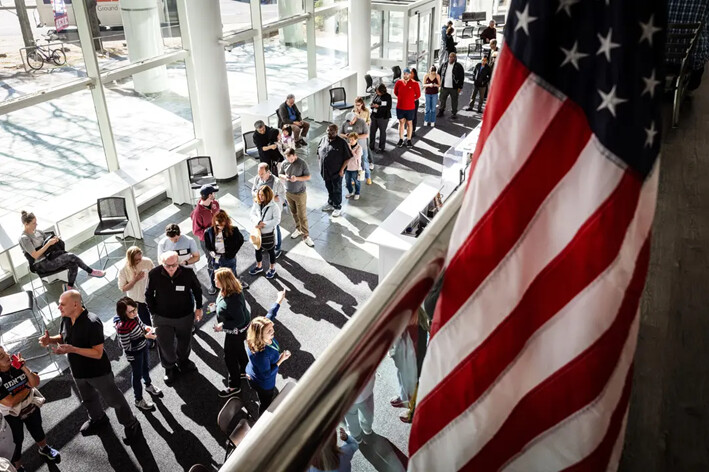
left=73, top=0, right=120, bottom=172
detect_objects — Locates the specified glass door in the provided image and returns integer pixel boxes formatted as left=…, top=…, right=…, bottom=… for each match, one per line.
left=408, top=8, right=433, bottom=71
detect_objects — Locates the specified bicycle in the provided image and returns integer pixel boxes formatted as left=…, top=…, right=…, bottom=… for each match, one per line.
left=26, top=34, right=67, bottom=71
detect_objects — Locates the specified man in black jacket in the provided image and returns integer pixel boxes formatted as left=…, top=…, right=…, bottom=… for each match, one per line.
left=145, top=251, right=203, bottom=385
left=253, top=120, right=282, bottom=175
left=438, top=52, right=465, bottom=119
left=318, top=124, right=352, bottom=218
left=465, top=56, right=492, bottom=113
left=277, top=94, right=309, bottom=145
left=369, top=83, right=392, bottom=153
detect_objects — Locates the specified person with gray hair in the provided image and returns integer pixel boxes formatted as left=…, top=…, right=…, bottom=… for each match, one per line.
left=253, top=120, right=282, bottom=175
left=145, top=251, right=203, bottom=386
left=39, top=290, right=142, bottom=444
left=277, top=94, right=310, bottom=145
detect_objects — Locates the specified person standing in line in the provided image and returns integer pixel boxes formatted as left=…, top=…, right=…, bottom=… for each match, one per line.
left=393, top=68, right=421, bottom=149
left=318, top=124, right=352, bottom=218
left=114, top=297, right=161, bottom=412
left=353, top=97, right=373, bottom=178
left=252, top=162, right=287, bottom=259
left=252, top=120, right=283, bottom=176
left=279, top=149, right=315, bottom=248
left=39, top=290, right=142, bottom=444
left=423, top=65, right=441, bottom=127
left=340, top=112, right=370, bottom=186
left=307, top=428, right=358, bottom=472
left=204, top=210, right=247, bottom=289
left=145, top=251, right=203, bottom=386
left=191, top=184, right=221, bottom=295
left=344, top=132, right=363, bottom=201
left=210, top=268, right=251, bottom=398
left=343, top=376, right=375, bottom=444
left=245, top=290, right=289, bottom=417
left=441, top=26, right=457, bottom=66
left=248, top=186, right=281, bottom=280
left=465, top=56, right=492, bottom=113
left=156, top=223, right=200, bottom=270
left=437, top=52, right=465, bottom=119
left=0, top=347, right=60, bottom=471
left=369, top=84, right=392, bottom=154
left=118, top=246, right=156, bottom=348
left=440, top=20, right=453, bottom=51
left=410, top=68, right=423, bottom=137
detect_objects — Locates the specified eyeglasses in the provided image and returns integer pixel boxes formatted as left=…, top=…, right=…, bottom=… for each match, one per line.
left=164, top=262, right=180, bottom=268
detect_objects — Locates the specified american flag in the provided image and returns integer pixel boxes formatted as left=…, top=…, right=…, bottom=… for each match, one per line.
left=408, top=0, right=664, bottom=470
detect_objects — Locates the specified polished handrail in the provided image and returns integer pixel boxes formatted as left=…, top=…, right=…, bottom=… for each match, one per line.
left=220, top=184, right=464, bottom=471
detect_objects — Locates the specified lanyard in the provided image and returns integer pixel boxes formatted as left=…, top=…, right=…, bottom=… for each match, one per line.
left=267, top=339, right=280, bottom=353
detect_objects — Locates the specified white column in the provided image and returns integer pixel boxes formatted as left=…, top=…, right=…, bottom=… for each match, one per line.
left=73, top=0, right=120, bottom=172
left=176, top=0, right=237, bottom=180
left=348, top=0, right=371, bottom=96
left=305, top=0, right=316, bottom=79
left=119, top=0, right=168, bottom=94
left=278, top=0, right=305, bottom=46
left=251, top=0, right=268, bottom=102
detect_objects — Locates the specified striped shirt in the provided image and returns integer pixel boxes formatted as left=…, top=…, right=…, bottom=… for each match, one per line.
left=113, top=316, right=148, bottom=356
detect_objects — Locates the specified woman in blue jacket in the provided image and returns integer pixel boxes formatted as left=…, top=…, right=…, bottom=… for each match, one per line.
left=245, top=289, right=289, bottom=417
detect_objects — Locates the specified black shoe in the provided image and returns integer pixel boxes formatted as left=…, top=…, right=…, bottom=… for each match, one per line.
left=451, top=114, right=458, bottom=120
left=379, top=148, right=386, bottom=153
left=436, top=111, right=444, bottom=117
left=477, top=108, right=482, bottom=113
left=218, top=387, right=242, bottom=398
left=240, top=280, right=250, bottom=290
left=464, top=106, right=473, bottom=111
left=275, top=249, right=283, bottom=259
left=406, top=140, right=413, bottom=149
left=164, top=367, right=177, bottom=386
left=397, top=139, right=404, bottom=147
left=123, top=421, right=142, bottom=446
left=297, top=138, right=307, bottom=146
left=178, top=360, right=197, bottom=373
left=80, top=415, right=109, bottom=436
left=411, top=133, right=417, bottom=138
left=38, top=445, right=61, bottom=462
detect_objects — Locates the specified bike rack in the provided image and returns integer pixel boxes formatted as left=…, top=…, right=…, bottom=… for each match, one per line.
left=19, top=41, right=67, bottom=73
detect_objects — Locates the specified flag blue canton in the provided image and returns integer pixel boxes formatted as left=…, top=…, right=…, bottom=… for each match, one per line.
left=502, top=0, right=665, bottom=179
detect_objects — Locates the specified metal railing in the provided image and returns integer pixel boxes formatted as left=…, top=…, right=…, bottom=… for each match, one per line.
left=219, top=184, right=465, bottom=471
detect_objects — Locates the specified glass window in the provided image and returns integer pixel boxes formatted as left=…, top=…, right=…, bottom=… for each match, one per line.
left=371, top=10, right=383, bottom=59
left=315, top=9, right=348, bottom=76
left=385, top=11, right=404, bottom=61
left=263, top=24, right=308, bottom=100
left=220, top=0, right=252, bottom=33
left=262, top=0, right=305, bottom=26
left=225, top=40, right=259, bottom=121
left=103, top=60, right=194, bottom=165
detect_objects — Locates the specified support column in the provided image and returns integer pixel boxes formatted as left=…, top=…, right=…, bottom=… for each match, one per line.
left=251, top=0, right=268, bottom=102
left=120, top=0, right=168, bottom=94
left=73, top=0, right=120, bottom=172
left=305, top=0, right=316, bottom=79
left=176, top=0, right=237, bottom=180
left=348, top=0, right=371, bottom=96
left=278, top=0, right=305, bottom=46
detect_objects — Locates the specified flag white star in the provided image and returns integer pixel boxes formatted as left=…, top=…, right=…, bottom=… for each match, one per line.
left=639, top=15, right=662, bottom=46
left=514, top=4, right=538, bottom=36
left=642, top=69, right=660, bottom=98
left=644, top=121, right=658, bottom=148
left=556, top=0, right=580, bottom=16
left=597, top=85, right=627, bottom=117
left=560, top=41, right=589, bottom=70
left=596, top=29, right=620, bottom=62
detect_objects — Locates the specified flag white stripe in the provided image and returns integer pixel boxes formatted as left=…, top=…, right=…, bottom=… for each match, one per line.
left=410, top=159, right=658, bottom=472
left=418, top=136, right=621, bottom=403
left=501, top=312, right=640, bottom=472
left=446, top=76, right=565, bottom=262
left=607, top=404, right=630, bottom=472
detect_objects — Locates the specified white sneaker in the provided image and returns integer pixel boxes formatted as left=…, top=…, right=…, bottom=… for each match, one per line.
left=135, top=398, right=155, bottom=411
left=354, top=195, right=360, bottom=200
left=304, top=236, right=315, bottom=247
left=332, top=209, right=342, bottom=217
left=322, top=204, right=334, bottom=212
left=370, top=163, right=374, bottom=171
left=431, top=122, right=435, bottom=127
left=145, top=384, right=162, bottom=396
left=345, top=193, right=354, bottom=199
left=290, top=229, right=302, bottom=239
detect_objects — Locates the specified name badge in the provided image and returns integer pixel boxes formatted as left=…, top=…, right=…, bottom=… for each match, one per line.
left=175, top=285, right=185, bottom=292
left=380, top=101, right=387, bottom=106
left=177, top=249, right=189, bottom=255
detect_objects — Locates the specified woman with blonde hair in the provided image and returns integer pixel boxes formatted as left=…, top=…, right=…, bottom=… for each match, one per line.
left=118, top=246, right=155, bottom=347
left=245, top=290, right=288, bottom=417
left=211, top=268, right=251, bottom=398
left=307, top=427, right=358, bottom=472
left=353, top=96, right=373, bottom=182
left=248, top=185, right=281, bottom=280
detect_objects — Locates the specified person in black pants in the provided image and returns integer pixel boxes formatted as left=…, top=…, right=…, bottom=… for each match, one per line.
left=211, top=268, right=251, bottom=398
left=410, top=68, right=422, bottom=137
left=438, top=52, right=466, bottom=119
left=252, top=120, right=283, bottom=176
left=317, top=124, right=352, bottom=218
left=369, top=84, right=392, bottom=153
left=0, top=347, right=60, bottom=471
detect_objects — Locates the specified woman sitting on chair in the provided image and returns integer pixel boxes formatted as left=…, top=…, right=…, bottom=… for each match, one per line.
left=18, top=211, right=105, bottom=290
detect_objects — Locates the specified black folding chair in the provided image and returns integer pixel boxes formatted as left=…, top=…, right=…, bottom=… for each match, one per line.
left=365, top=74, right=375, bottom=95
left=94, top=197, right=130, bottom=269
left=186, top=156, right=219, bottom=203
left=217, top=397, right=251, bottom=461
left=329, top=87, right=354, bottom=122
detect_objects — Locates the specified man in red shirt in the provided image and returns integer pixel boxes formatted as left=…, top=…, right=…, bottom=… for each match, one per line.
left=393, top=68, right=421, bottom=149
left=191, top=184, right=220, bottom=294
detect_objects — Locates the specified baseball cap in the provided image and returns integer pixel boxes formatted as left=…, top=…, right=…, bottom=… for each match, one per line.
left=403, top=68, right=411, bottom=74
left=200, top=184, right=218, bottom=197
left=345, top=112, right=356, bottom=121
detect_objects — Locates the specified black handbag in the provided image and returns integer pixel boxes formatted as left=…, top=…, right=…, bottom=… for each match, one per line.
left=42, top=235, right=66, bottom=260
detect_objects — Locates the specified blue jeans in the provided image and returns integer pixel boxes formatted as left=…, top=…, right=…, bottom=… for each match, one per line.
left=275, top=225, right=282, bottom=252
left=129, top=347, right=152, bottom=401
left=345, top=170, right=361, bottom=195
left=214, top=255, right=237, bottom=275
left=425, top=93, right=439, bottom=123
left=361, top=144, right=371, bottom=180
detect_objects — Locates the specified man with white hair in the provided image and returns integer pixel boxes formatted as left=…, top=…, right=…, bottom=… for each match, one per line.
left=145, top=251, right=203, bottom=386
left=39, top=290, right=142, bottom=444
left=277, top=94, right=310, bottom=145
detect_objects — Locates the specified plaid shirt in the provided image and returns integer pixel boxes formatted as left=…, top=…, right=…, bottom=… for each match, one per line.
left=668, top=0, right=709, bottom=70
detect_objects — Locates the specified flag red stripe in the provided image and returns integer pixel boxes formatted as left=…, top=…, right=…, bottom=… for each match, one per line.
left=410, top=170, right=643, bottom=457
left=561, top=365, right=636, bottom=472
left=469, top=47, right=531, bottom=179
left=430, top=99, right=589, bottom=337
left=462, top=237, right=650, bottom=471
